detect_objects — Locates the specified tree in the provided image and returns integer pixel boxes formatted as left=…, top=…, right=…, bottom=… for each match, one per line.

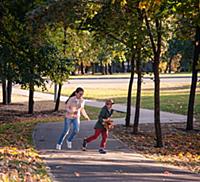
left=173, top=0, right=200, bottom=130
left=47, top=56, right=73, bottom=112
left=187, top=27, right=200, bottom=130
left=27, top=0, right=96, bottom=111
left=0, top=0, right=37, bottom=105
left=81, top=0, right=145, bottom=127
left=140, top=0, right=169, bottom=147
left=164, top=39, right=193, bottom=73
left=0, top=3, right=20, bottom=105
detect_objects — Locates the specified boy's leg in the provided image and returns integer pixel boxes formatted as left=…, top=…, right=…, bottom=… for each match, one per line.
left=82, top=129, right=101, bottom=151
left=85, top=129, right=101, bottom=143
left=67, top=118, right=79, bottom=142
left=100, top=130, right=108, bottom=149
left=57, top=118, right=70, bottom=145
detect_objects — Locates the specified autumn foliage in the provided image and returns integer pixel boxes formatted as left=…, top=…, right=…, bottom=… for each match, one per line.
left=112, top=123, right=200, bottom=173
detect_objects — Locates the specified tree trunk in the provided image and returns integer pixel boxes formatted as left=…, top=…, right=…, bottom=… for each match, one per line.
left=28, top=83, right=34, bottom=114
left=186, top=26, right=200, bottom=130
left=133, top=10, right=143, bottom=134
left=125, top=53, right=135, bottom=127
left=101, top=64, right=105, bottom=75
left=133, top=50, right=142, bottom=134
left=144, top=14, right=163, bottom=147
left=55, top=83, right=62, bottom=111
left=154, top=55, right=163, bottom=147
left=2, top=79, right=7, bottom=104
left=154, top=19, right=163, bottom=147
left=121, top=61, right=125, bottom=72
left=85, top=66, right=89, bottom=74
left=168, top=57, right=173, bottom=73
left=105, top=64, right=108, bottom=74
left=54, top=83, right=58, bottom=102
left=80, top=61, right=84, bottom=75
left=91, top=63, right=95, bottom=75
left=108, top=64, right=112, bottom=74
left=127, top=59, right=130, bottom=72
left=7, top=79, right=12, bottom=104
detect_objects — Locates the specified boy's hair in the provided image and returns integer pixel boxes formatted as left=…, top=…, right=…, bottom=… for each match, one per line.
left=105, top=99, right=114, bottom=105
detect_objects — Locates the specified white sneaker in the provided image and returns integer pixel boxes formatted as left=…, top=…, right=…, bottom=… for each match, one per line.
left=67, top=141, right=72, bottom=149
left=56, top=144, right=61, bottom=150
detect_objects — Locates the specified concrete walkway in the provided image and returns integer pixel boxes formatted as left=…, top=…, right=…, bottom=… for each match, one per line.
left=21, top=86, right=199, bottom=181
left=33, top=120, right=200, bottom=182
left=12, top=87, right=187, bottom=124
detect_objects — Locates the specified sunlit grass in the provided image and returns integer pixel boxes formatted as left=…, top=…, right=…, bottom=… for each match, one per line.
left=43, top=82, right=192, bottom=98
left=83, top=105, right=126, bottom=120
left=40, top=81, right=199, bottom=119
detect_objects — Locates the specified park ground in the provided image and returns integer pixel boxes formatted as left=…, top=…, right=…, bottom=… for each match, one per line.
left=0, top=74, right=199, bottom=181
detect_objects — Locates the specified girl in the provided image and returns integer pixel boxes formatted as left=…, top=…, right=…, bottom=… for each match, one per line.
left=56, top=87, right=90, bottom=150
left=82, top=99, right=114, bottom=154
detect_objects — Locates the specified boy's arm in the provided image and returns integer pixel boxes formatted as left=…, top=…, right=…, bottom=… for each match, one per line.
left=110, top=109, right=114, bottom=117
left=98, top=108, right=108, bottom=123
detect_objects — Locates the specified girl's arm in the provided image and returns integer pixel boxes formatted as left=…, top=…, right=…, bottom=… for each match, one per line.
left=65, top=98, right=73, bottom=113
left=80, top=107, right=90, bottom=120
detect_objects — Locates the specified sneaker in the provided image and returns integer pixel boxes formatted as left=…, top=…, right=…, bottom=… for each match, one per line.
left=82, top=138, right=87, bottom=151
left=67, top=140, right=72, bottom=149
left=99, top=148, right=107, bottom=154
left=56, top=144, right=61, bottom=150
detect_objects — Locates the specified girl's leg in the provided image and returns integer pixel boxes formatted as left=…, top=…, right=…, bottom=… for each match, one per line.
left=85, top=129, right=101, bottom=143
left=100, top=130, right=108, bottom=148
left=67, top=118, right=79, bottom=142
left=57, top=118, right=70, bottom=145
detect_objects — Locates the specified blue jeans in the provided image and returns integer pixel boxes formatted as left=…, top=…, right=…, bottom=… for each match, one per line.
left=57, top=118, right=79, bottom=145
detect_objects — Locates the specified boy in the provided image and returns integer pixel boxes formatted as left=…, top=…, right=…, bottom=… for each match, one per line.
left=82, top=99, right=114, bottom=154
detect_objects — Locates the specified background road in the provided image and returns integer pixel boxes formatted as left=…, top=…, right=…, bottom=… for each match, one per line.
left=68, top=77, right=194, bottom=84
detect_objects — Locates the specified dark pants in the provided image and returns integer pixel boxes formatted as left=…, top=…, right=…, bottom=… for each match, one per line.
left=85, top=128, right=108, bottom=148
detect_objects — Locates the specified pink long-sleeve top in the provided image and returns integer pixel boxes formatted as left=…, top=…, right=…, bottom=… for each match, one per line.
left=65, top=96, right=85, bottom=119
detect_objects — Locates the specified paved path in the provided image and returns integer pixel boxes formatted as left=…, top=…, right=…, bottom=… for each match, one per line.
left=12, top=87, right=187, bottom=124
left=33, top=121, right=200, bottom=182
left=21, top=85, right=199, bottom=181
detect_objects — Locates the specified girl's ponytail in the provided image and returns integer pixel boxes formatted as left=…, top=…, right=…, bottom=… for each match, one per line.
left=65, top=87, right=84, bottom=104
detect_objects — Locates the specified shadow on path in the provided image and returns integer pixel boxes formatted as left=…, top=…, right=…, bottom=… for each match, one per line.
left=33, top=121, right=199, bottom=182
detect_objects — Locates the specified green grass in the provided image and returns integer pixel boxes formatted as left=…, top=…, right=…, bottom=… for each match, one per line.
left=37, top=79, right=200, bottom=121
left=82, top=105, right=125, bottom=121
left=105, top=93, right=200, bottom=117
left=60, top=86, right=199, bottom=116
left=142, top=94, right=200, bottom=116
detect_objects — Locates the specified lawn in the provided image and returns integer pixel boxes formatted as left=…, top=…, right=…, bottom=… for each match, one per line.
left=43, top=80, right=200, bottom=120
